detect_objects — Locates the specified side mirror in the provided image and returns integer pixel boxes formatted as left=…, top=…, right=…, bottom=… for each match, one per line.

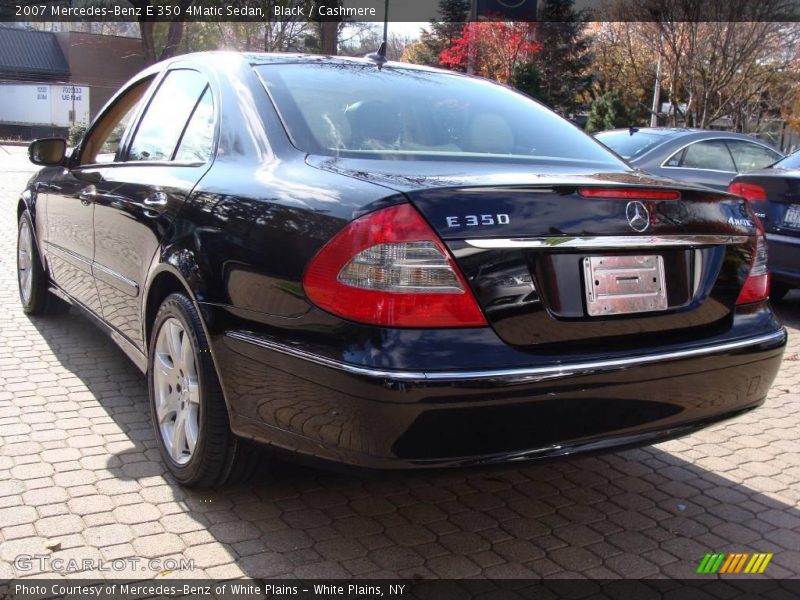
left=28, top=138, right=67, bottom=166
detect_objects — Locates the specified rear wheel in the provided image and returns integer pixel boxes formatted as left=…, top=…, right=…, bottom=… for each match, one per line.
left=771, top=281, right=791, bottom=301
left=17, top=210, right=69, bottom=316
left=148, top=293, right=256, bottom=488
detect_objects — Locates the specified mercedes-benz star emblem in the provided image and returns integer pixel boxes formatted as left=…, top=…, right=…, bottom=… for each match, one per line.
left=626, top=201, right=650, bottom=233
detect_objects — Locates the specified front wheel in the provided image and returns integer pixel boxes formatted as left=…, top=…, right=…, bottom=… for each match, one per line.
left=148, top=293, right=256, bottom=488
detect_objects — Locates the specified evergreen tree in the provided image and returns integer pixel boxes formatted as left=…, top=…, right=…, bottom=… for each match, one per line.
left=585, top=92, right=632, bottom=132
left=532, top=0, right=593, bottom=115
left=414, top=0, right=471, bottom=68
left=510, top=62, right=543, bottom=99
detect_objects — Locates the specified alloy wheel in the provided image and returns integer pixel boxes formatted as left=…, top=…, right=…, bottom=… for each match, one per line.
left=18, top=218, right=33, bottom=305
left=153, top=317, right=200, bottom=465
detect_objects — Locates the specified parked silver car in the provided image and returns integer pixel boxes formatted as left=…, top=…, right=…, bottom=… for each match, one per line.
left=596, top=128, right=783, bottom=191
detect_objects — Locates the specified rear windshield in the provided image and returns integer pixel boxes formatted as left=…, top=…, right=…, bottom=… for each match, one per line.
left=595, top=131, right=665, bottom=160
left=255, top=63, right=623, bottom=167
left=774, top=151, right=800, bottom=169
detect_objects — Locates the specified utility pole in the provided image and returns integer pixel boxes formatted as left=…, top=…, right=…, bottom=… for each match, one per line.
left=382, top=0, right=389, bottom=48
left=467, top=0, right=478, bottom=74
left=650, top=32, right=664, bottom=127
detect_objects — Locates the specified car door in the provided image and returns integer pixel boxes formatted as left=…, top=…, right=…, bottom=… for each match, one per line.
left=88, top=69, right=215, bottom=350
left=44, top=77, right=154, bottom=315
left=657, top=139, right=737, bottom=191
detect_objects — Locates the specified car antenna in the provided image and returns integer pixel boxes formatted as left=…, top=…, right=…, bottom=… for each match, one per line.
left=365, top=0, right=389, bottom=69
left=628, top=126, right=639, bottom=136
left=365, top=42, right=388, bottom=69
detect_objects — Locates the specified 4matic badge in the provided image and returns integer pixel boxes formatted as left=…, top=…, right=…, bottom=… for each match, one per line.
left=728, top=216, right=754, bottom=227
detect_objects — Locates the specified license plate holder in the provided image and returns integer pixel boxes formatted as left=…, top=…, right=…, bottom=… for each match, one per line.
left=583, top=255, right=668, bottom=316
left=783, top=204, right=800, bottom=229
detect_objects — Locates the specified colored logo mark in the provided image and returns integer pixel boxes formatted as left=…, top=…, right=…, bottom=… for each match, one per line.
left=697, top=552, right=773, bottom=574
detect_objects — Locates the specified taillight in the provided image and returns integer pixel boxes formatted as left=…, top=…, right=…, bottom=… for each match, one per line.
left=303, top=203, right=487, bottom=327
left=736, top=220, right=770, bottom=305
left=728, top=182, right=767, bottom=201
left=577, top=188, right=680, bottom=200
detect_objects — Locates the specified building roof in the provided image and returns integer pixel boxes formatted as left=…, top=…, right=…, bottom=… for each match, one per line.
left=0, top=26, right=70, bottom=80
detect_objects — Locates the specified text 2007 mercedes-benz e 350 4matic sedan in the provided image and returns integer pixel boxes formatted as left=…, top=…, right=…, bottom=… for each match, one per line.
left=17, top=53, right=786, bottom=487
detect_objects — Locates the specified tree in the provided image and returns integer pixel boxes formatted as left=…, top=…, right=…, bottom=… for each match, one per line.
left=600, top=0, right=800, bottom=130
left=509, top=62, right=542, bottom=99
left=585, top=92, right=633, bottom=132
left=340, top=26, right=416, bottom=60
left=413, top=0, right=471, bottom=68
left=439, top=22, right=540, bottom=83
left=128, top=0, right=194, bottom=64
left=401, top=41, right=439, bottom=65
left=531, top=0, right=593, bottom=115
left=586, top=22, right=657, bottom=124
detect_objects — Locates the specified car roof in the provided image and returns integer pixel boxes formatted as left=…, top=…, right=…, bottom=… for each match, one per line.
left=163, top=50, right=452, bottom=76
left=598, top=127, right=694, bottom=137
left=598, top=127, right=770, bottom=143
left=596, top=127, right=782, bottom=165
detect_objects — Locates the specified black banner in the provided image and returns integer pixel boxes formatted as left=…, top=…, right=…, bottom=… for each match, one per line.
left=2, top=0, right=800, bottom=22
left=3, top=579, right=800, bottom=600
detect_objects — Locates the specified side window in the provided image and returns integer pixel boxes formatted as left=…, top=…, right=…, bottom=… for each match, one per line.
left=665, top=149, right=684, bottom=167
left=79, top=77, right=153, bottom=166
left=127, top=70, right=208, bottom=162
left=174, top=87, right=215, bottom=163
left=726, top=140, right=781, bottom=172
left=679, top=140, right=736, bottom=171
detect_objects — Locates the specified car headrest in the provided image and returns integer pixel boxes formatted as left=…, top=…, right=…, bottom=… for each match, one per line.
left=345, top=100, right=402, bottom=148
left=466, top=114, right=514, bottom=155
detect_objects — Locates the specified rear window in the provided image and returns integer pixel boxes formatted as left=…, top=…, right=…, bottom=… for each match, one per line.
left=774, top=150, right=800, bottom=170
left=255, top=63, right=622, bottom=167
left=595, top=131, right=666, bottom=160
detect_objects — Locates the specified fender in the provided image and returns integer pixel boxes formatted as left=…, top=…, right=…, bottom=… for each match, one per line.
left=141, top=238, right=236, bottom=417
left=142, top=240, right=211, bottom=345
left=17, top=185, right=48, bottom=271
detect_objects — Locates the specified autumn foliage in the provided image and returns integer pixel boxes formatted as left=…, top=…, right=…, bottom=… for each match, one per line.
left=439, top=22, right=541, bottom=83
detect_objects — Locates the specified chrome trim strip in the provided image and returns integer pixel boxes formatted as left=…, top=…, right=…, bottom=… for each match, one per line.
left=92, top=261, right=140, bottom=297
left=44, top=240, right=92, bottom=269
left=464, top=235, right=749, bottom=250
left=766, top=233, right=800, bottom=245
left=225, top=329, right=785, bottom=385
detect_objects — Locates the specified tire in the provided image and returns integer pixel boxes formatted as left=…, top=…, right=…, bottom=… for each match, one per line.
left=770, top=281, right=791, bottom=301
left=17, top=210, right=69, bottom=316
left=148, top=292, right=256, bottom=488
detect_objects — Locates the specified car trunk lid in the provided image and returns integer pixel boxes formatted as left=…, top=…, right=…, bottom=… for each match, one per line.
left=309, top=156, right=758, bottom=350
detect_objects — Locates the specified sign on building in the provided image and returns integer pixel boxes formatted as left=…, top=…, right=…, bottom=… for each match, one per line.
left=0, top=83, right=90, bottom=127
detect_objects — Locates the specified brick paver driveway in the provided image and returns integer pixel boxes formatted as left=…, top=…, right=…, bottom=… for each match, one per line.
left=1, top=144, right=799, bottom=580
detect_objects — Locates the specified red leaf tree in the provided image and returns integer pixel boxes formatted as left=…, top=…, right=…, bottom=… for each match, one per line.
left=439, top=21, right=541, bottom=83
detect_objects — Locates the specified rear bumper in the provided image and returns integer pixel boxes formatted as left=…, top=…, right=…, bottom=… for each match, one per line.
left=767, top=233, right=800, bottom=285
left=215, top=325, right=787, bottom=470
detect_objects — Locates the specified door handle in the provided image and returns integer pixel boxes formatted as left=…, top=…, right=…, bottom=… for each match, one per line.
left=78, top=185, right=96, bottom=205
left=143, top=191, right=168, bottom=208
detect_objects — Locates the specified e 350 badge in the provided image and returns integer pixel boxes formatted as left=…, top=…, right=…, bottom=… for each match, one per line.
left=446, top=213, right=511, bottom=228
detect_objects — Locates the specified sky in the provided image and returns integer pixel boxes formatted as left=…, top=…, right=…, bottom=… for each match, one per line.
left=387, top=21, right=429, bottom=40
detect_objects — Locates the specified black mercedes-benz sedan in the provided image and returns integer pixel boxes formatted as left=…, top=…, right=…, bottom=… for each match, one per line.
left=729, top=150, right=800, bottom=300
left=17, top=53, right=786, bottom=488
